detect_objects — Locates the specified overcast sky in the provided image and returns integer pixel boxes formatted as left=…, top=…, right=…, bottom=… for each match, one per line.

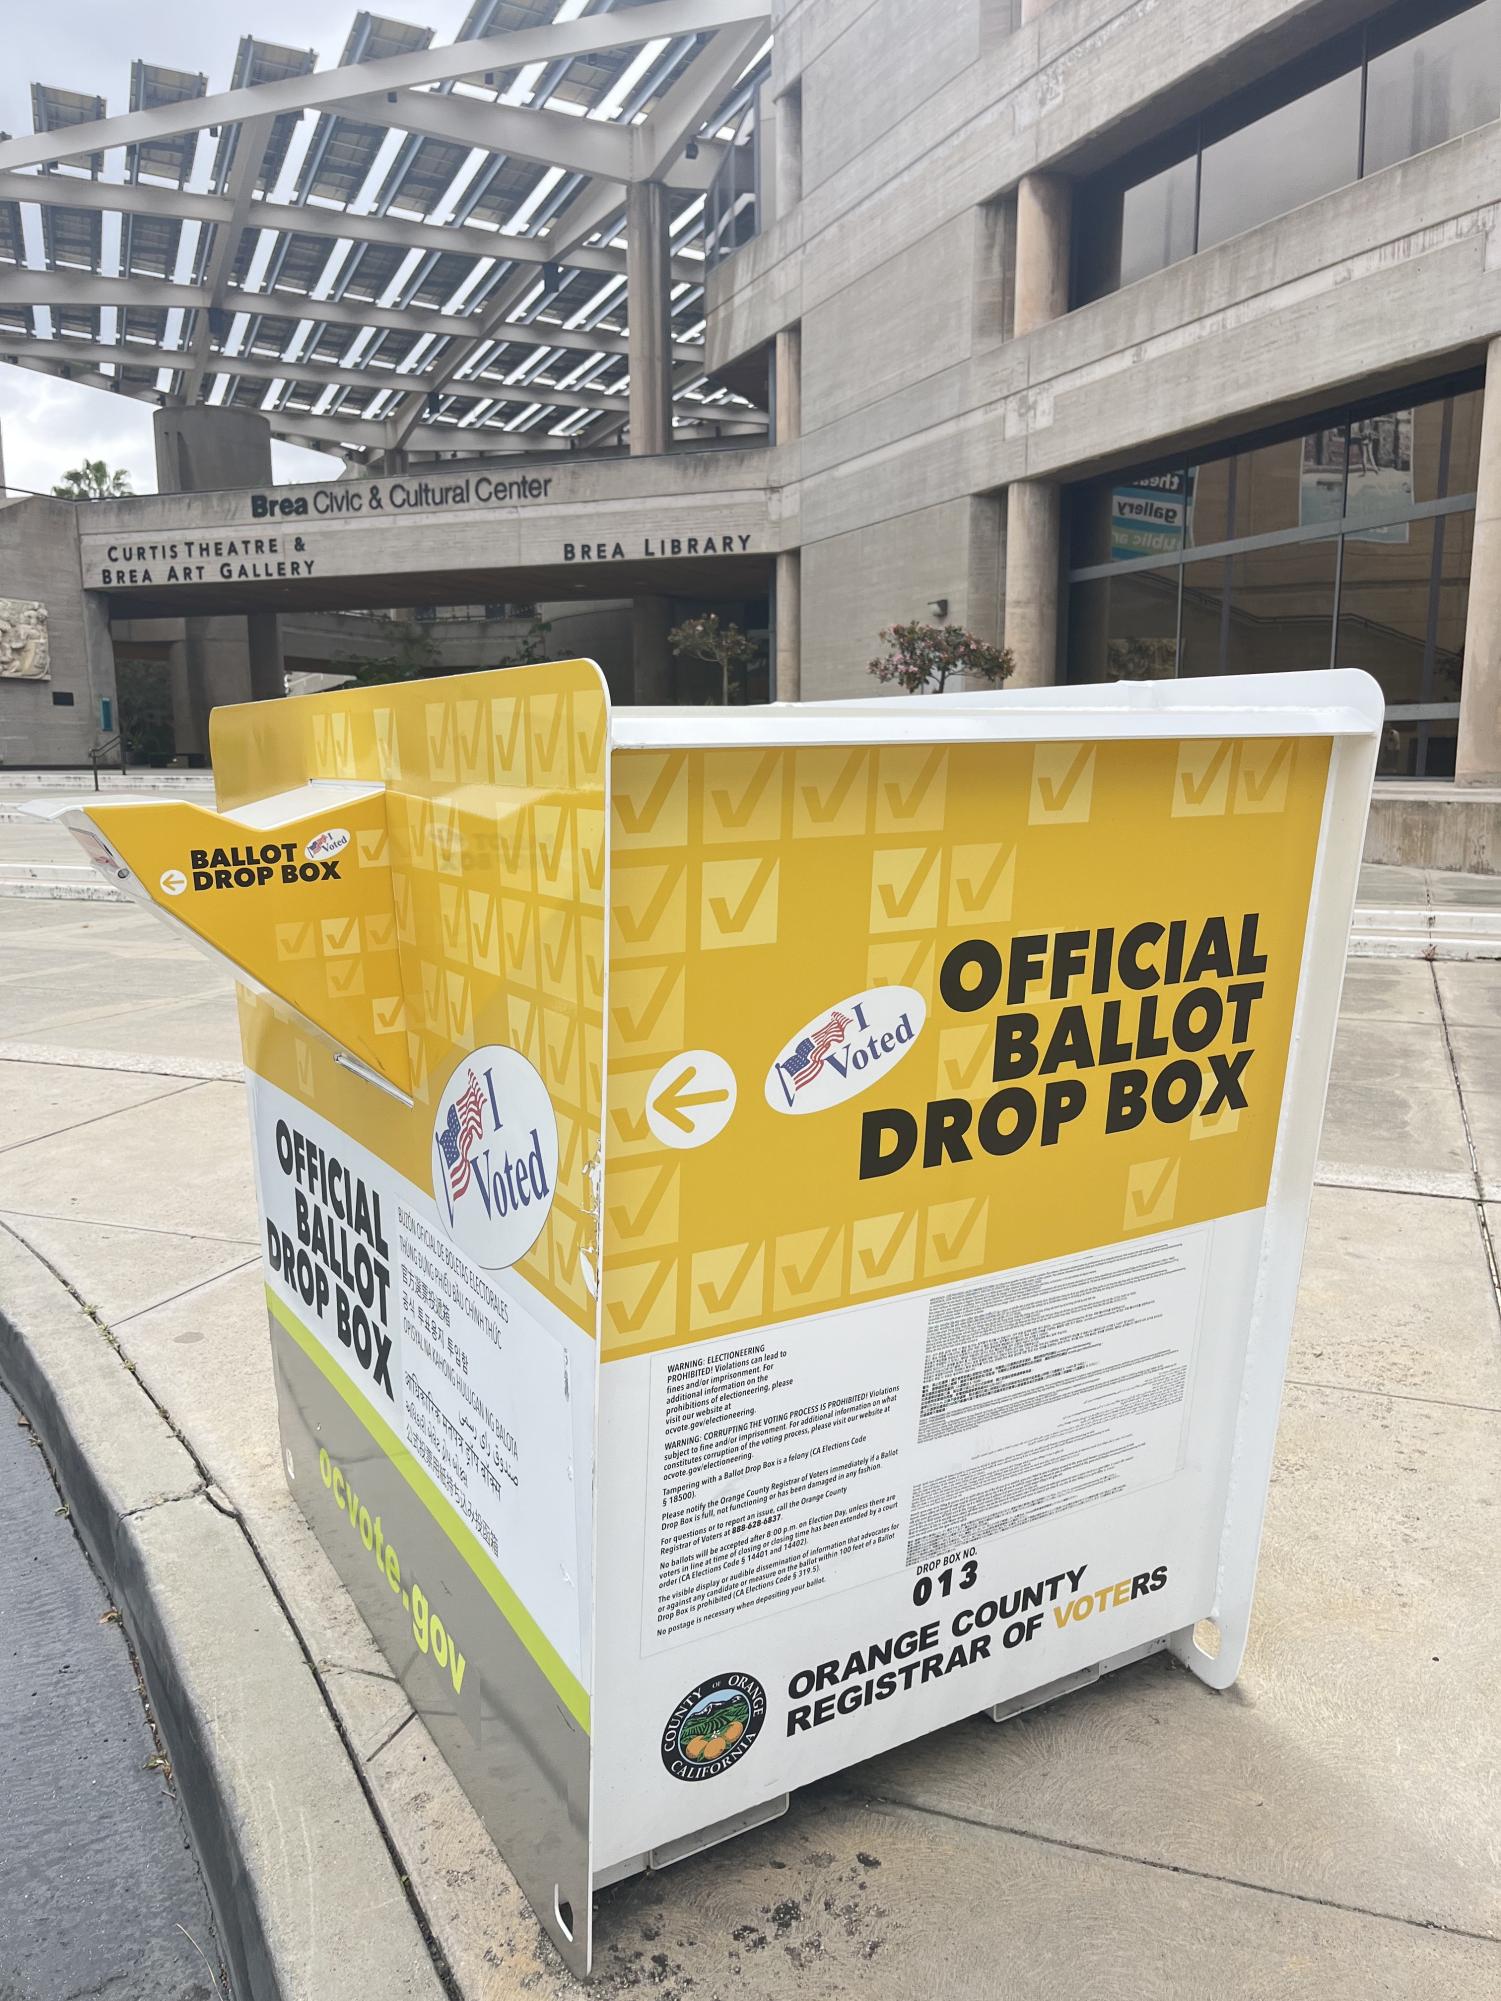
left=0, top=0, right=476, bottom=497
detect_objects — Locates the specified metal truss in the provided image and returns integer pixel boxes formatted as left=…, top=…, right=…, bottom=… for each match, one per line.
left=0, top=1, right=772, bottom=466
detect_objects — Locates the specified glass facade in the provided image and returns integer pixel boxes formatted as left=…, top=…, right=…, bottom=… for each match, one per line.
left=1064, top=379, right=1484, bottom=777
left=1074, top=0, right=1500, bottom=305
left=705, top=90, right=762, bottom=268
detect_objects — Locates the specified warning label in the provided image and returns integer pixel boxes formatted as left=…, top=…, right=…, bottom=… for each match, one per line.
left=643, top=1228, right=1208, bottom=1653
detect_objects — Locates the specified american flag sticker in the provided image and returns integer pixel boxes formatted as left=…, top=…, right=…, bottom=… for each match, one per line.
left=437, top=1069, right=487, bottom=1199
left=767, top=987, right=926, bottom=1116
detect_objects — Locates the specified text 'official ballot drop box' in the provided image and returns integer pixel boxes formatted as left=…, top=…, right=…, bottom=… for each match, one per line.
left=45, top=664, right=1381, bottom=1977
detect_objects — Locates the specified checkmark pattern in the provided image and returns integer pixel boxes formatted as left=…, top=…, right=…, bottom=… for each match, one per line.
left=217, top=660, right=610, bottom=1339
left=602, top=733, right=1331, bottom=1364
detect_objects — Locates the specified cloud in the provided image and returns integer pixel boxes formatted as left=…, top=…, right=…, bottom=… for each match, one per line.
left=0, top=0, right=474, bottom=496
left=0, top=368, right=344, bottom=497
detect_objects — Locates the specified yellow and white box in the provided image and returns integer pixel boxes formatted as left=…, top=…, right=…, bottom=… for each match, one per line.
left=45, top=662, right=1382, bottom=1977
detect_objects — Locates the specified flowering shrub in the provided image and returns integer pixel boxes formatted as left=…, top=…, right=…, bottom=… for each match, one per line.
left=867, top=621, right=1013, bottom=694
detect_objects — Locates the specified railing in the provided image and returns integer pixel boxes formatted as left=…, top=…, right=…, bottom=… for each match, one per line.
left=90, top=734, right=125, bottom=787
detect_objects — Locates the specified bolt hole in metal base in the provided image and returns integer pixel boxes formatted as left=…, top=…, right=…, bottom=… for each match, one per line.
left=1192, top=1617, right=1223, bottom=1660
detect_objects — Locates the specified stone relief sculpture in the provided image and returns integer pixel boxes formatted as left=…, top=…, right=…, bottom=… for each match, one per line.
left=0, top=598, right=50, bottom=679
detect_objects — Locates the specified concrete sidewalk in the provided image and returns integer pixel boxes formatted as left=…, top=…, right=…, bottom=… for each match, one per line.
left=0, top=898, right=1498, bottom=1997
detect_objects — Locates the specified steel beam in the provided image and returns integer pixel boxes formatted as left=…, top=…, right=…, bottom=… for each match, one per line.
left=6, top=269, right=703, bottom=365
left=0, top=0, right=770, bottom=173
left=0, top=169, right=703, bottom=283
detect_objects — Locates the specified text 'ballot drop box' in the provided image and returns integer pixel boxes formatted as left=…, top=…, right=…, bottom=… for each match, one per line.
left=43, top=662, right=1381, bottom=1977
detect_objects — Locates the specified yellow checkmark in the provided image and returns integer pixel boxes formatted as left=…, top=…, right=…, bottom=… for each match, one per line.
left=276, top=921, right=317, bottom=962
left=607, top=1162, right=680, bottom=1250
left=945, top=843, right=1015, bottom=925
left=613, top=752, right=687, bottom=845
left=535, top=805, right=573, bottom=894
left=572, top=696, right=607, bottom=783
left=496, top=804, right=534, bottom=884
left=924, top=1198, right=989, bottom=1277
left=491, top=696, right=527, bottom=785
left=467, top=891, right=498, bottom=973
left=543, top=1007, right=580, bottom=1098
left=501, top=897, right=537, bottom=984
left=1124, top=1158, right=1179, bottom=1229
left=364, top=913, right=396, bottom=953
left=869, top=847, right=941, bottom=934
left=701, top=856, right=779, bottom=948
left=793, top=747, right=870, bottom=837
left=851, top=1212, right=918, bottom=1293
left=939, top=1024, right=993, bottom=1094
left=440, top=883, right=467, bottom=961
left=772, top=1225, right=846, bottom=1314
left=425, top=703, right=456, bottom=781
left=541, top=911, right=578, bottom=996
left=867, top=937, right=935, bottom=993
left=1029, top=744, right=1095, bottom=824
left=529, top=694, right=567, bottom=781
left=605, top=1255, right=678, bottom=1353
left=1234, top=739, right=1293, bottom=815
left=326, top=957, right=365, bottom=998
left=357, top=828, right=389, bottom=867
left=609, top=963, right=685, bottom=1051
left=507, top=995, right=541, bottom=1065
left=321, top=914, right=360, bottom=956
left=613, top=861, right=688, bottom=957
left=1173, top=741, right=1235, bottom=817
left=372, top=996, right=406, bottom=1035
left=876, top=747, right=948, bottom=833
left=446, top=973, right=474, bottom=1045
left=691, top=1242, right=765, bottom=1329
left=704, top=749, right=783, bottom=843
left=372, top=709, right=400, bottom=781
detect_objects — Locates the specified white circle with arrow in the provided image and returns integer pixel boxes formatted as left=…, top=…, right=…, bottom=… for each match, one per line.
left=644, top=1049, right=737, bottom=1151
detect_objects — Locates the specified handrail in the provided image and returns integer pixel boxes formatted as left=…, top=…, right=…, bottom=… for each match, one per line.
left=89, top=733, right=125, bottom=788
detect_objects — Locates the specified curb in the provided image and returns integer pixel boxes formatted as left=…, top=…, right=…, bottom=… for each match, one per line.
left=0, top=1227, right=448, bottom=2001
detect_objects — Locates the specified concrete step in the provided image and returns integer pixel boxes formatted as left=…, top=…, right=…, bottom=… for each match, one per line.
left=1349, top=904, right=1501, bottom=960
left=0, top=770, right=214, bottom=792
left=0, top=862, right=129, bottom=903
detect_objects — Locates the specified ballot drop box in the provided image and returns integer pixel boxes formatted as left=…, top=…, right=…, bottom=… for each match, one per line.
left=47, top=662, right=1382, bottom=1976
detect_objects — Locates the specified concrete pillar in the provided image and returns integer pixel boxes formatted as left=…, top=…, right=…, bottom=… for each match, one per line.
left=153, top=404, right=285, bottom=725
left=774, top=324, right=801, bottom=447
left=627, top=180, right=673, bottom=458
left=166, top=636, right=208, bottom=763
left=1003, top=481, right=1061, bottom=687
left=1013, top=172, right=1071, bottom=337
left=153, top=404, right=273, bottom=493
left=632, top=595, right=674, bottom=703
left=1456, top=335, right=1501, bottom=786
left=775, top=551, right=801, bottom=702
left=1002, top=160, right=1070, bottom=684
left=247, top=611, right=287, bottom=702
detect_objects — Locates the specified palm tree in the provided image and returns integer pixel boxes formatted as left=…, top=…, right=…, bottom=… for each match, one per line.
left=52, top=459, right=133, bottom=500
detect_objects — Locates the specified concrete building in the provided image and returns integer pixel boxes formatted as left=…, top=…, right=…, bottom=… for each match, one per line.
left=1, top=0, right=1499, bottom=834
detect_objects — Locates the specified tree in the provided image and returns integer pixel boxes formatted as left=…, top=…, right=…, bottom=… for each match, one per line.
left=497, top=611, right=555, bottom=668
left=867, top=621, right=1013, bottom=695
left=668, top=613, right=763, bottom=705
left=336, top=618, right=444, bottom=688
left=333, top=608, right=556, bottom=689
left=52, top=459, right=133, bottom=500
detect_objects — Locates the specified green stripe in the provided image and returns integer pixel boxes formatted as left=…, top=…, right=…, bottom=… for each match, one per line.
left=265, top=1285, right=590, bottom=1732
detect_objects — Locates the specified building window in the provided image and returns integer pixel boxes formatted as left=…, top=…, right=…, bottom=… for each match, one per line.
left=1073, top=0, right=1500, bottom=305
left=1063, top=376, right=1484, bottom=779
left=706, top=86, right=763, bottom=268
